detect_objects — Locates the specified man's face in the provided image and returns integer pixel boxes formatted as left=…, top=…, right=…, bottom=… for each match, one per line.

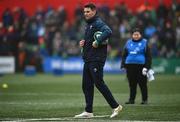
left=84, top=7, right=96, bottom=20
left=132, top=32, right=142, bottom=40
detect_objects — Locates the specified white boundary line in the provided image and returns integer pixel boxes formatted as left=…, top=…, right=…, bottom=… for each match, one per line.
left=1, top=117, right=175, bottom=122
left=1, top=115, right=110, bottom=122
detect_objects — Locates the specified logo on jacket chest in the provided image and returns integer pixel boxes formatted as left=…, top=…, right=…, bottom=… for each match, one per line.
left=90, top=25, right=93, bottom=29
left=129, top=42, right=142, bottom=54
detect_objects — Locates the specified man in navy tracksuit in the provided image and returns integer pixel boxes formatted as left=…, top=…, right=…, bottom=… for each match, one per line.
left=74, top=3, right=122, bottom=118
left=121, top=28, right=152, bottom=104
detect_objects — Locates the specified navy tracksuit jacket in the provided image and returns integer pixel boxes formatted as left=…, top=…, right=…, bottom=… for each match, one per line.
left=82, top=15, right=112, bottom=63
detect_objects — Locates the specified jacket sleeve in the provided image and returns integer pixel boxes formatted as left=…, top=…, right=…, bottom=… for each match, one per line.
left=95, top=20, right=112, bottom=44
left=144, top=43, right=152, bottom=69
left=121, top=47, right=128, bottom=69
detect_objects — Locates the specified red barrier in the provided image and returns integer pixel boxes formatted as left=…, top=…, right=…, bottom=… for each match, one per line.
left=0, top=0, right=172, bottom=22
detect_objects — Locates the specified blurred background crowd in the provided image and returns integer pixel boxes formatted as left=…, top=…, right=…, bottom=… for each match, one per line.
left=0, top=0, right=180, bottom=71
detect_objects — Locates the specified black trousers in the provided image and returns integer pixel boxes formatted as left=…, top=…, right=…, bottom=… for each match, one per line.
left=126, top=64, right=148, bottom=102
left=82, top=62, right=119, bottom=113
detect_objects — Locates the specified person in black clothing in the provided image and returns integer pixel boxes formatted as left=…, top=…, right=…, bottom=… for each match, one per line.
left=121, top=28, right=152, bottom=104
left=74, top=3, right=122, bottom=118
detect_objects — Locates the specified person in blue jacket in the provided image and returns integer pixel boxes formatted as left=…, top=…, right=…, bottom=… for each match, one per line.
left=121, top=28, right=152, bottom=104
left=74, top=3, right=122, bottom=118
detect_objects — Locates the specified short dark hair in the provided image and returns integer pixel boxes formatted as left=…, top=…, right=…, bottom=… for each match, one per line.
left=132, top=28, right=143, bottom=35
left=84, top=3, right=96, bottom=10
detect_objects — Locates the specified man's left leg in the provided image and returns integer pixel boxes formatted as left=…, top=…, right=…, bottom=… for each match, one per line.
left=89, top=62, right=122, bottom=118
left=89, top=62, right=118, bottom=108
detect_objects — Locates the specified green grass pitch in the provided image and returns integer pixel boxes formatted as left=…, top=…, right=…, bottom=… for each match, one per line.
left=0, top=74, right=180, bottom=121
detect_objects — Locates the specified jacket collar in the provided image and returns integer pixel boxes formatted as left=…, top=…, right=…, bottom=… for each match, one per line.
left=85, top=13, right=99, bottom=24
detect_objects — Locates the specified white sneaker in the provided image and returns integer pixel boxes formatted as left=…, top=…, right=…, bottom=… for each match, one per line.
left=74, top=111, right=94, bottom=118
left=110, top=105, right=123, bottom=118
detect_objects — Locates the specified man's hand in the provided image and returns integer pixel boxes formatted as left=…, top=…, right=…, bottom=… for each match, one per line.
left=92, top=41, right=98, bottom=48
left=79, top=40, right=85, bottom=47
